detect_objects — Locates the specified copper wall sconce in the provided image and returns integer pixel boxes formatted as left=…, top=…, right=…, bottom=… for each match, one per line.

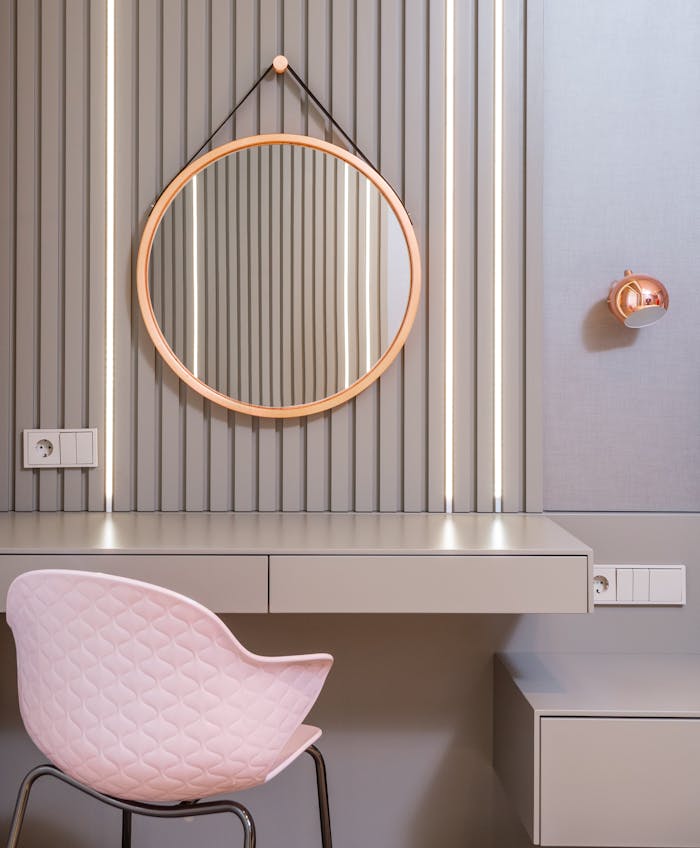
left=608, top=269, right=669, bottom=328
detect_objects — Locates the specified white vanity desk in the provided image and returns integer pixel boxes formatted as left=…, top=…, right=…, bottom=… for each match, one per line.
left=0, top=513, right=592, bottom=614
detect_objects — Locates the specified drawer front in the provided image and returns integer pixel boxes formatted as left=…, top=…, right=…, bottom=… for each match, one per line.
left=540, top=717, right=700, bottom=847
left=270, top=555, right=589, bottom=613
left=0, top=554, right=268, bottom=613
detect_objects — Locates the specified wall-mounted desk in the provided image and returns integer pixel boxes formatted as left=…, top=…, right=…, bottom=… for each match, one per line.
left=0, top=513, right=592, bottom=614
left=494, top=653, right=700, bottom=847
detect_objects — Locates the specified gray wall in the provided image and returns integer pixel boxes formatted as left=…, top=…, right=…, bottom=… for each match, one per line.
left=542, top=0, right=700, bottom=511
left=0, top=2, right=699, bottom=848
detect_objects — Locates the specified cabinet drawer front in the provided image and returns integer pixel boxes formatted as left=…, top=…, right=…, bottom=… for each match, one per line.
left=270, top=555, right=588, bottom=613
left=0, top=554, right=268, bottom=613
left=541, top=717, right=700, bottom=847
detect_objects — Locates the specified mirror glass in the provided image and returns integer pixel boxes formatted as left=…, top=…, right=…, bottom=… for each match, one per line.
left=147, top=142, right=412, bottom=409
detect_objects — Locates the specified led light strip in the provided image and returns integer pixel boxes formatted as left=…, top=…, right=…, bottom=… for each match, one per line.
left=192, top=176, right=199, bottom=378
left=493, top=0, right=504, bottom=512
left=104, top=0, right=115, bottom=512
left=444, top=0, right=455, bottom=513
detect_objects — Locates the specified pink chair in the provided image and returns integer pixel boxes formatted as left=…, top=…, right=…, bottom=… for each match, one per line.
left=5, top=569, right=334, bottom=848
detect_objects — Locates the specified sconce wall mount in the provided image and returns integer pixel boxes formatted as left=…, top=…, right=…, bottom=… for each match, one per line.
left=608, top=269, right=669, bottom=328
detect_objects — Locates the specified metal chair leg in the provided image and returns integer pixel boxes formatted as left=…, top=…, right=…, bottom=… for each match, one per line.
left=5, top=764, right=255, bottom=848
left=121, top=810, right=132, bottom=848
left=306, top=745, right=333, bottom=848
left=6, top=764, right=55, bottom=848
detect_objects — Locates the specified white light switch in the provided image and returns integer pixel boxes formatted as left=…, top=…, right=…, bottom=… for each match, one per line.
left=594, top=565, right=685, bottom=606
left=75, top=431, right=94, bottom=465
left=650, top=568, right=684, bottom=604
left=59, top=432, right=77, bottom=465
left=616, top=569, right=634, bottom=602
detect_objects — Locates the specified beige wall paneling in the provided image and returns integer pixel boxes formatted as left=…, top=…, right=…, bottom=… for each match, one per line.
left=13, top=0, right=39, bottom=511
left=113, top=0, right=135, bottom=510
left=401, top=0, right=427, bottom=512
left=452, top=0, right=477, bottom=513
left=353, top=0, right=379, bottom=512
left=280, top=1, right=306, bottom=510
left=37, top=0, right=468, bottom=513
left=523, top=0, right=544, bottom=512
left=501, top=0, right=525, bottom=512
left=207, top=0, right=234, bottom=511
left=377, top=0, right=403, bottom=511
left=328, top=0, right=354, bottom=511
left=426, top=0, right=447, bottom=511
left=475, top=0, right=495, bottom=512
left=7, top=0, right=104, bottom=512
left=38, top=0, right=61, bottom=512
left=0, top=0, right=14, bottom=510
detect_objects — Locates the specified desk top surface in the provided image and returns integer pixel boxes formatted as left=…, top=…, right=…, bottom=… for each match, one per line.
left=0, top=512, right=591, bottom=557
left=499, top=652, right=700, bottom=717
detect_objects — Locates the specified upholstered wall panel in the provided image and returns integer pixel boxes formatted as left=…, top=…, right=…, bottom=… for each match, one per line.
left=542, top=0, right=700, bottom=511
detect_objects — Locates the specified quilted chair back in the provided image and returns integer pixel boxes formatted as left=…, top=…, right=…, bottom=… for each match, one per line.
left=7, top=570, right=332, bottom=802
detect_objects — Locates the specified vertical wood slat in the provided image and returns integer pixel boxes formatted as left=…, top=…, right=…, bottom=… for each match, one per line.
left=87, top=0, right=107, bottom=511
left=427, top=0, right=447, bottom=511
left=501, top=0, right=526, bottom=512
left=0, top=0, right=16, bottom=509
left=452, top=0, right=478, bottom=512
left=377, top=0, right=404, bottom=511
left=353, top=0, right=379, bottom=512
left=208, top=0, right=234, bottom=510
left=329, top=0, right=354, bottom=511
left=524, top=0, right=544, bottom=512
left=38, top=0, right=62, bottom=511
left=113, top=0, right=136, bottom=509
left=159, top=0, right=185, bottom=512
left=15, top=0, right=40, bottom=511
left=475, top=0, right=496, bottom=512
left=402, top=0, right=429, bottom=512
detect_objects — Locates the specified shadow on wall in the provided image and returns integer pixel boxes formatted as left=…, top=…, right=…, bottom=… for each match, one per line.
left=582, top=298, right=638, bottom=352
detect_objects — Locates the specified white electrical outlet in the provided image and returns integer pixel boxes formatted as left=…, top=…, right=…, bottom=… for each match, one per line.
left=23, top=429, right=98, bottom=468
left=593, top=564, right=685, bottom=606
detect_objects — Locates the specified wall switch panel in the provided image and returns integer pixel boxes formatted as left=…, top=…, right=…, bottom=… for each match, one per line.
left=593, top=564, right=685, bottom=606
left=23, top=429, right=98, bottom=469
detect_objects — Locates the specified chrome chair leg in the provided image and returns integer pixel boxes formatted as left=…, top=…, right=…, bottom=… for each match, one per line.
left=306, top=745, right=333, bottom=848
left=121, top=810, right=132, bottom=848
left=5, top=765, right=256, bottom=848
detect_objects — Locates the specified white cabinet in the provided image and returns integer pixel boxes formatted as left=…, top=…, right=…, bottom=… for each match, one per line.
left=494, top=653, right=700, bottom=847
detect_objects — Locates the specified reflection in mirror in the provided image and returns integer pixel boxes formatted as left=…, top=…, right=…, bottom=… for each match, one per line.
left=148, top=143, right=410, bottom=408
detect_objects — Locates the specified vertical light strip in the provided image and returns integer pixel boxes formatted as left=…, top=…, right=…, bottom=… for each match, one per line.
left=364, top=181, right=371, bottom=373
left=192, top=177, right=199, bottom=378
left=343, top=163, right=350, bottom=389
left=444, top=0, right=455, bottom=513
left=493, top=0, right=504, bottom=512
left=104, top=0, right=115, bottom=513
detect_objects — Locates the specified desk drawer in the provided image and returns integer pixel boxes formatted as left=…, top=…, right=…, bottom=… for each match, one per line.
left=0, top=554, right=268, bottom=613
left=540, top=717, right=700, bottom=847
left=270, top=555, right=589, bottom=613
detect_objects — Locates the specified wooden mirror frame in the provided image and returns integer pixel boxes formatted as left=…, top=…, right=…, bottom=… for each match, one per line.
left=136, top=133, right=421, bottom=418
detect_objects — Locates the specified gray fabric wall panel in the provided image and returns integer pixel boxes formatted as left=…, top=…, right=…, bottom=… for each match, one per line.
left=542, top=0, right=700, bottom=511
left=0, top=0, right=106, bottom=512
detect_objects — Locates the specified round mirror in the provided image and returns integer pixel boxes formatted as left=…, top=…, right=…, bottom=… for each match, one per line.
left=136, top=134, right=420, bottom=417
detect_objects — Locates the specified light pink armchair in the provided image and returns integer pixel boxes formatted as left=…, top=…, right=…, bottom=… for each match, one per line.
left=6, top=569, right=334, bottom=848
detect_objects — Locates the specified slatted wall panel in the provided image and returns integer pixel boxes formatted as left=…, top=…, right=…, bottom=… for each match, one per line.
left=113, top=0, right=479, bottom=512
left=0, top=0, right=106, bottom=512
